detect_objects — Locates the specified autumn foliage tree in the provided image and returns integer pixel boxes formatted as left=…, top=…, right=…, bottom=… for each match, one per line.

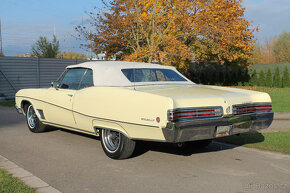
left=249, top=31, right=290, bottom=64
left=77, top=0, right=257, bottom=71
left=273, top=31, right=290, bottom=63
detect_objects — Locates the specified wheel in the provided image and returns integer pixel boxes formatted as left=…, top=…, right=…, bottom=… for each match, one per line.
left=185, top=139, right=212, bottom=149
left=100, top=129, right=136, bottom=159
left=25, top=104, right=47, bottom=133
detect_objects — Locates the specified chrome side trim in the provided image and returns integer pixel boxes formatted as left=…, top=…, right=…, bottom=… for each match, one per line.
left=42, top=121, right=96, bottom=135
left=16, top=96, right=159, bottom=128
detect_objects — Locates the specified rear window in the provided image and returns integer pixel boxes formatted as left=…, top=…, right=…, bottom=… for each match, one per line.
left=121, top=68, right=187, bottom=82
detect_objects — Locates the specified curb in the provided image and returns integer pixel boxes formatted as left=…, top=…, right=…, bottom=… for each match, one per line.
left=0, top=155, right=61, bottom=193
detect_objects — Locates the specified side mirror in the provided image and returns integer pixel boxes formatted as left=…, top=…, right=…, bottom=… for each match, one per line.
left=51, top=81, right=59, bottom=90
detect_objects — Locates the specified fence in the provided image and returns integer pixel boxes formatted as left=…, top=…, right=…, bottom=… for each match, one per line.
left=0, top=57, right=88, bottom=99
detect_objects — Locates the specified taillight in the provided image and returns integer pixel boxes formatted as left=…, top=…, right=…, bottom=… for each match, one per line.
left=168, top=106, right=223, bottom=121
left=233, top=103, right=272, bottom=115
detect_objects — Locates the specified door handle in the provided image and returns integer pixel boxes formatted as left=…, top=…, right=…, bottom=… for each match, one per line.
left=67, top=94, right=73, bottom=97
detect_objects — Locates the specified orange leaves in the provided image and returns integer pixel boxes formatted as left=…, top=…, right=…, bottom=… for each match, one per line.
left=78, top=0, right=257, bottom=70
left=192, top=0, right=257, bottom=64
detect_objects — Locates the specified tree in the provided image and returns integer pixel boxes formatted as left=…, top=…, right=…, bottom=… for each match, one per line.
left=273, top=66, right=281, bottom=87
left=249, top=31, right=290, bottom=64
left=265, top=67, right=273, bottom=87
left=77, top=0, right=257, bottom=72
left=258, top=68, right=265, bottom=87
left=250, top=68, right=258, bottom=86
left=32, top=35, right=59, bottom=58
left=273, top=31, right=290, bottom=63
left=282, top=64, right=289, bottom=87
left=218, top=71, right=224, bottom=85
left=57, top=51, right=86, bottom=59
left=243, top=68, right=250, bottom=84
left=249, top=43, right=263, bottom=64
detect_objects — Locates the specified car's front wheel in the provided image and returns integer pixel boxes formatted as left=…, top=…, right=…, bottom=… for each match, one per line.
left=25, top=104, right=47, bottom=133
left=100, top=129, right=136, bottom=159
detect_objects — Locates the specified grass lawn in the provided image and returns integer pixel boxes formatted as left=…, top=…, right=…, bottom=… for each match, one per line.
left=0, top=168, right=35, bottom=193
left=232, top=87, right=290, bottom=112
left=217, top=132, right=290, bottom=154
left=0, top=100, right=15, bottom=107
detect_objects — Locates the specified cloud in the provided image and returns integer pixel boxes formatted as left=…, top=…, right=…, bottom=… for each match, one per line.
left=243, top=0, right=290, bottom=42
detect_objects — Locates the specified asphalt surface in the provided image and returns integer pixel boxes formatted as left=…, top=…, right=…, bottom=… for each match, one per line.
left=263, top=113, right=290, bottom=133
left=0, top=106, right=289, bottom=193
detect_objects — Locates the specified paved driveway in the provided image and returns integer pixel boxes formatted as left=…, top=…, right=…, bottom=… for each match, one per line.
left=0, top=106, right=289, bottom=193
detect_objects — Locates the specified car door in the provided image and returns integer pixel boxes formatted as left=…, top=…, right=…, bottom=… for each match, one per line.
left=72, top=69, right=96, bottom=132
left=43, top=68, right=87, bottom=128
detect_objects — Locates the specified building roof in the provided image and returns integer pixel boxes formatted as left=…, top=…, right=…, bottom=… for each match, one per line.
left=66, top=61, right=193, bottom=87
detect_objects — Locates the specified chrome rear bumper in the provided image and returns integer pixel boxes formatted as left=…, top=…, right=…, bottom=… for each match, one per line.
left=162, top=112, right=274, bottom=143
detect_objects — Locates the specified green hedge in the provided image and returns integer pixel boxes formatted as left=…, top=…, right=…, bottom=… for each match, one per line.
left=188, top=62, right=289, bottom=87
left=250, top=64, right=289, bottom=88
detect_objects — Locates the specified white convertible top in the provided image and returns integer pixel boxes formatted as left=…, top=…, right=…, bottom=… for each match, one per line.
left=66, top=61, right=193, bottom=86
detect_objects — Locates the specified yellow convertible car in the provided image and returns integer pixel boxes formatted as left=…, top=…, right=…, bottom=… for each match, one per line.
left=15, top=61, right=273, bottom=159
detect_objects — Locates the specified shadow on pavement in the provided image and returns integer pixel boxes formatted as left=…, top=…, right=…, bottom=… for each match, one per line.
left=215, top=132, right=265, bottom=146
left=132, top=140, right=230, bottom=158
left=60, top=128, right=265, bottom=158
left=59, top=129, right=222, bottom=157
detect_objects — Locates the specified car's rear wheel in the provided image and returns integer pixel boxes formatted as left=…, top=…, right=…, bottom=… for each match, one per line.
left=25, top=104, right=47, bottom=133
left=100, top=129, right=136, bottom=159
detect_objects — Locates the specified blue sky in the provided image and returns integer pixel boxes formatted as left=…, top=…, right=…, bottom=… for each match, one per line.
left=0, top=0, right=289, bottom=56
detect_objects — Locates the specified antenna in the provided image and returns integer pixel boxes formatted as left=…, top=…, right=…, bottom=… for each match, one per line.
left=90, top=30, right=92, bottom=59
left=54, top=25, right=56, bottom=36
left=0, top=18, right=3, bottom=55
left=53, top=26, right=71, bottom=41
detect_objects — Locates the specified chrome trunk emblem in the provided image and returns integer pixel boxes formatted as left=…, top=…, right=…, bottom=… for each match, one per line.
left=226, top=106, right=231, bottom=114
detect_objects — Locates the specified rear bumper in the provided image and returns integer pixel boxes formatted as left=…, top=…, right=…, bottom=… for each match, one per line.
left=162, top=112, right=274, bottom=143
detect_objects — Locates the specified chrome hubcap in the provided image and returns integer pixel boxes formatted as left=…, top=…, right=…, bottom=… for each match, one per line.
left=102, top=129, right=121, bottom=153
left=27, top=105, right=37, bottom=129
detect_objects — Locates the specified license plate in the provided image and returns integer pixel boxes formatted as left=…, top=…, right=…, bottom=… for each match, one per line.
left=216, top=126, right=232, bottom=137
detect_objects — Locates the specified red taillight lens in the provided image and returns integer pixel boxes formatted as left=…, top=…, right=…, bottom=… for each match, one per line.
left=233, top=103, right=272, bottom=115
left=168, top=107, right=223, bottom=121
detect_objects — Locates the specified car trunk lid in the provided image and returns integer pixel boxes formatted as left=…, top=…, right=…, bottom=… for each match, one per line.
left=135, top=84, right=271, bottom=115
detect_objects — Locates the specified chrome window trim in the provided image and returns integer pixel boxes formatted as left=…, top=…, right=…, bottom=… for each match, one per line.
left=58, top=68, right=91, bottom=90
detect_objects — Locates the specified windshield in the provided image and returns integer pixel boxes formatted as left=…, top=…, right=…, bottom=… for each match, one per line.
left=121, top=68, right=187, bottom=82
